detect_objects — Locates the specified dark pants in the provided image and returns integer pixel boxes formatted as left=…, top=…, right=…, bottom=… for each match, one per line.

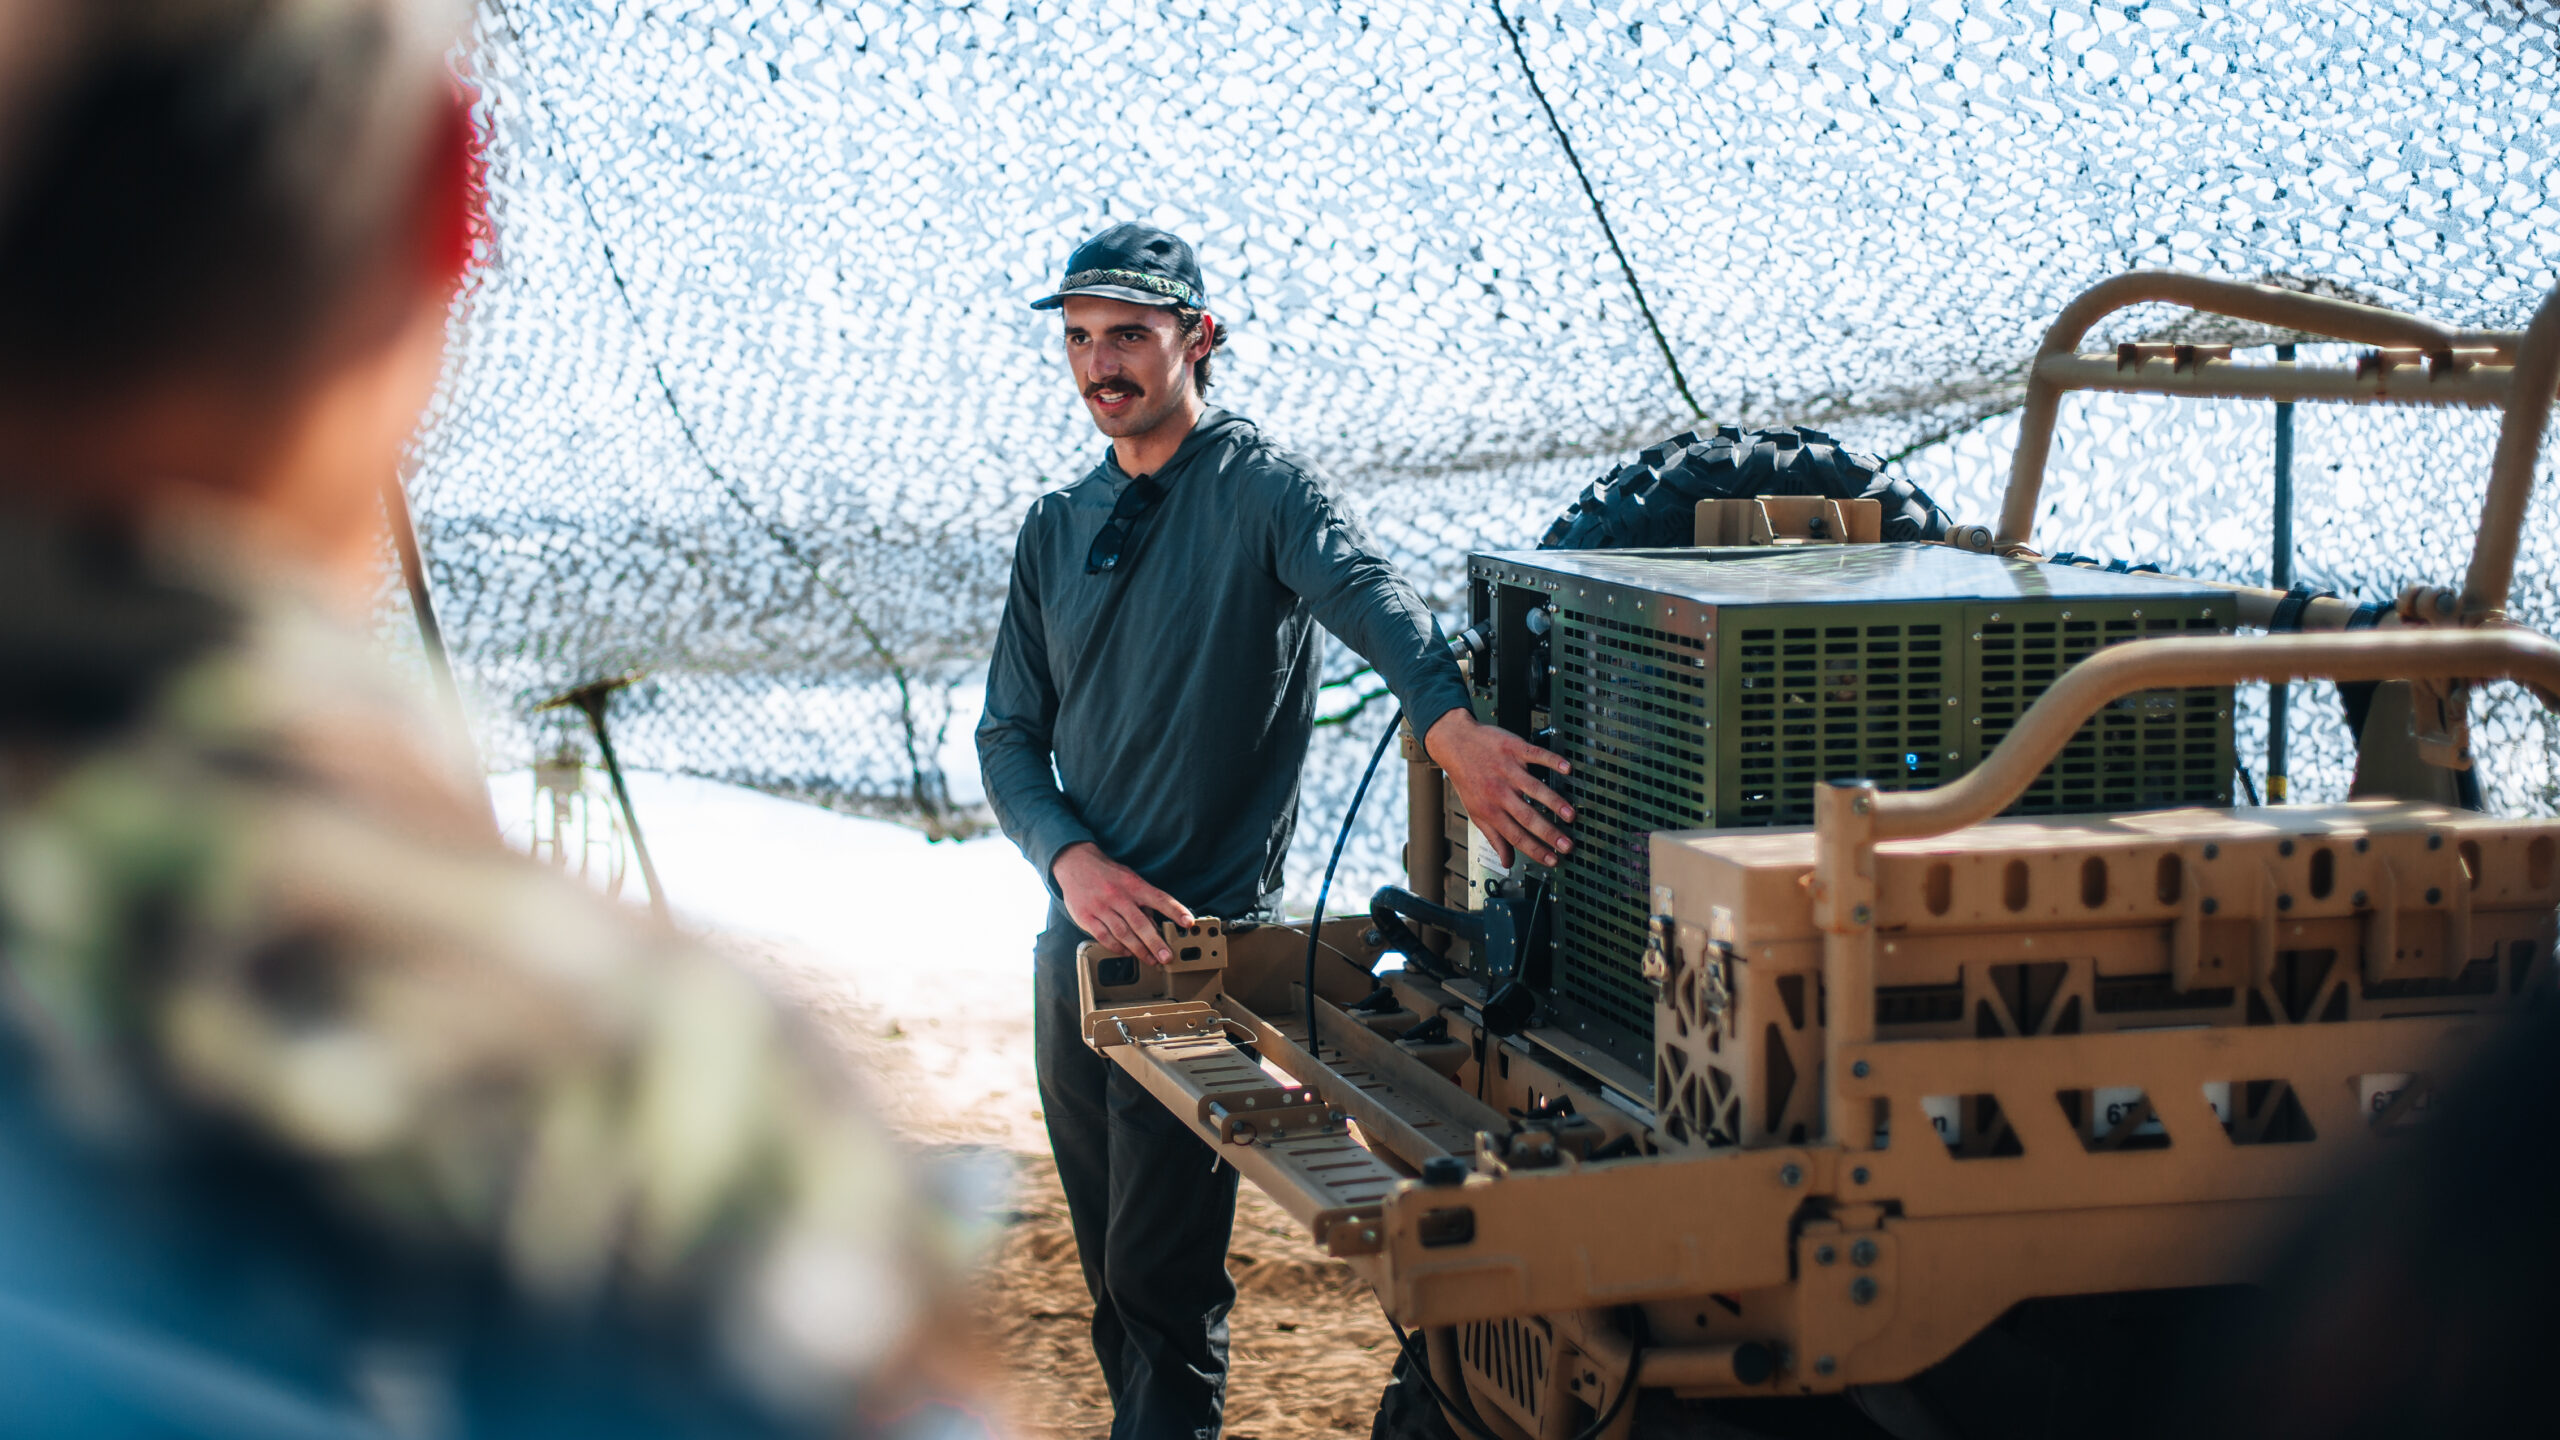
left=1034, top=910, right=1240, bottom=1440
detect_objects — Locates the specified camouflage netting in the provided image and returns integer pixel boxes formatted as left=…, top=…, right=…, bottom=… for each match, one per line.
left=412, top=0, right=2560, bottom=904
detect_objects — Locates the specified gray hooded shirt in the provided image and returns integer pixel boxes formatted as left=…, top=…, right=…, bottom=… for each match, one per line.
left=976, top=408, right=1473, bottom=921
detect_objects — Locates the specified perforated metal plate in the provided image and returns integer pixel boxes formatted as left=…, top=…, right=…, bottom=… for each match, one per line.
left=1548, top=603, right=1712, bottom=1039
left=1967, top=605, right=2232, bottom=812
left=1728, top=610, right=1953, bottom=827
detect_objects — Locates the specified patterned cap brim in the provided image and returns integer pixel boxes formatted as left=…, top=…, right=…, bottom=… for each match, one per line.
left=1029, top=283, right=1190, bottom=311
left=1030, top=265, right=1200, bottom=311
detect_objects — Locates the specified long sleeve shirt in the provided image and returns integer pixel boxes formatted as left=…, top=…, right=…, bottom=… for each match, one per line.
left=976, top=408, right=1473, bottom=921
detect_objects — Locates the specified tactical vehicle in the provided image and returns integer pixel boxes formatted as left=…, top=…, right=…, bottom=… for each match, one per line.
left=1078, top=273, right=2560, bottom=1437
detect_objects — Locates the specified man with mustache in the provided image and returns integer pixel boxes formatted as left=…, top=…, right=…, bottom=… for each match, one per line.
left=979, top=223, right=1572, bottom=1438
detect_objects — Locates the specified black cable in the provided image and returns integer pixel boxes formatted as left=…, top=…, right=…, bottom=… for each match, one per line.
left=1383, top=1309, right=1641, bottom=1440
left=1518, top=873, right=1548, bottom=978
left=1484, top=0, right=1702, bottom=422
left=1308, top=707, right=1405, bottom=1060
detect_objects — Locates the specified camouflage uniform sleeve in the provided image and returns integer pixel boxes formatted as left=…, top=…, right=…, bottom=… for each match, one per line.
left=0, top=603, right=982, bottom=1428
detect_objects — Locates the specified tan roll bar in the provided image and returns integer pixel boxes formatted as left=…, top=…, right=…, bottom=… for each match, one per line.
left=1867, top=628, right=2560, bottom=844
left=2470, top=281, right=2560, bottom=619
left=1996, top=272, right=2560, bottom=621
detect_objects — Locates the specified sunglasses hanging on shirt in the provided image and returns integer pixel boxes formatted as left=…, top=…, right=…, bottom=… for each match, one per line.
left=1085, top=475, right=1167, bottom=575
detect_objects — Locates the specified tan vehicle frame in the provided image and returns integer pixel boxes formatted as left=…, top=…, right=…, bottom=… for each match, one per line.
left=1077, top=272, right=2560, bottom=1439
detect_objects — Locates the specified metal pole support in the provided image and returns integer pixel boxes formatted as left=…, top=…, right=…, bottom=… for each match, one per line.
left=2269, top=341, right=2296, bottom=802
left=382, top=469, right=499, bottom=837
left=538, top=675, right=670, bottom=924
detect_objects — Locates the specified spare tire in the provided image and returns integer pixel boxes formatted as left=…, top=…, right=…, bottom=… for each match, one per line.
left=1537, top=424, right=1954, bottom=551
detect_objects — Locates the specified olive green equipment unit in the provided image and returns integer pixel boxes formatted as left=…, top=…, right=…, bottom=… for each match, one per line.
left=1075, top=271, right=2560, bottom=1439
left=1456, top=543, right=2235, bottom=1076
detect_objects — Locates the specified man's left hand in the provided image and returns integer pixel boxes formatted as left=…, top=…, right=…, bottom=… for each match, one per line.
left=1423, top=710, right=1574, bottom=868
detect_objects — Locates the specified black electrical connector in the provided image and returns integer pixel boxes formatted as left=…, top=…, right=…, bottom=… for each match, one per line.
left=1480, top=980, right=1537, bottom=1038
left=1367, top=883, right=1482, bottom=978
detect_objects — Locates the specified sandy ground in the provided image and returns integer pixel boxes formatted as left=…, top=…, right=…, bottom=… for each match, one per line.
left=729, top=932, right=1400, bottom=1439
left=575, top=775, right=1401, bottom=1439
left=729, top=932, right=1398, bottom=1439
left=978, top=1154, right=1399, bottom=1440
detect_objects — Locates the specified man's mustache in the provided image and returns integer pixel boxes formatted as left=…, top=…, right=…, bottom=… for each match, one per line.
left=1084, top=377, right=1144, bottom=399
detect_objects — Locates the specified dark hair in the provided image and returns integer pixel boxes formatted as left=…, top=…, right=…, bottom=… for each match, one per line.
left=1172, top=305, right=1229, bottom=395
left=0, top=1, right=466, bottom=408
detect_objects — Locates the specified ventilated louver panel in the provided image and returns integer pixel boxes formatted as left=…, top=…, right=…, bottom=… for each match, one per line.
left=1549, top=607, right=1711, bottom=1041
left=1730, top=611, right=1951, bottom=827
left=1458, top=1317, right=1553, bottom=1432
left=1969, top=607, right=2231, bottom=813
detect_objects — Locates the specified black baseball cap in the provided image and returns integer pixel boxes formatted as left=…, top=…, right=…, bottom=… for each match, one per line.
left=1030, top=222, right=1206, bottom=311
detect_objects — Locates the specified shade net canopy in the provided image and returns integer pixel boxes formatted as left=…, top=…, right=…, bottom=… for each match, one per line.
left=417, top=0, right=2560, bottom=903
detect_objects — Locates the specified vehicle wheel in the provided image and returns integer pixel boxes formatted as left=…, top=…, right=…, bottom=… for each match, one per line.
left=1537, top=424, right=1953, bottom=552
left=1367, top=1337, right=1461, bottom=1440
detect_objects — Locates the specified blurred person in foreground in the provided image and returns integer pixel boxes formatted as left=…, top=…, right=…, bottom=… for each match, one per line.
left=0, top=4, right=988, bottom=1437
left=978, top=225, right=1574, bottom=1438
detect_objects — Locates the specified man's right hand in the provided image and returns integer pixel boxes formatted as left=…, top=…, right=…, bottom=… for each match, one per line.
left=1053, top=842, right=1196, bottom=965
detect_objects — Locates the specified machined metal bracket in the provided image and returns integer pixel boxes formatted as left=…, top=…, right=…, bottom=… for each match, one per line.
left=1078, top=918, right=1234, bottom=1035
left=1200, top=1085, right=1346, bottom=1146
left=1792, top=1213, right=1901, bottom=1392
left=1084, top=999, right=1241, bottom=1048
left=2408, top=675, right=2475, bottom=770
left=1695, top=495, right=1883, bottom=547
left=1641, top=900, right=1676, bottom=987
